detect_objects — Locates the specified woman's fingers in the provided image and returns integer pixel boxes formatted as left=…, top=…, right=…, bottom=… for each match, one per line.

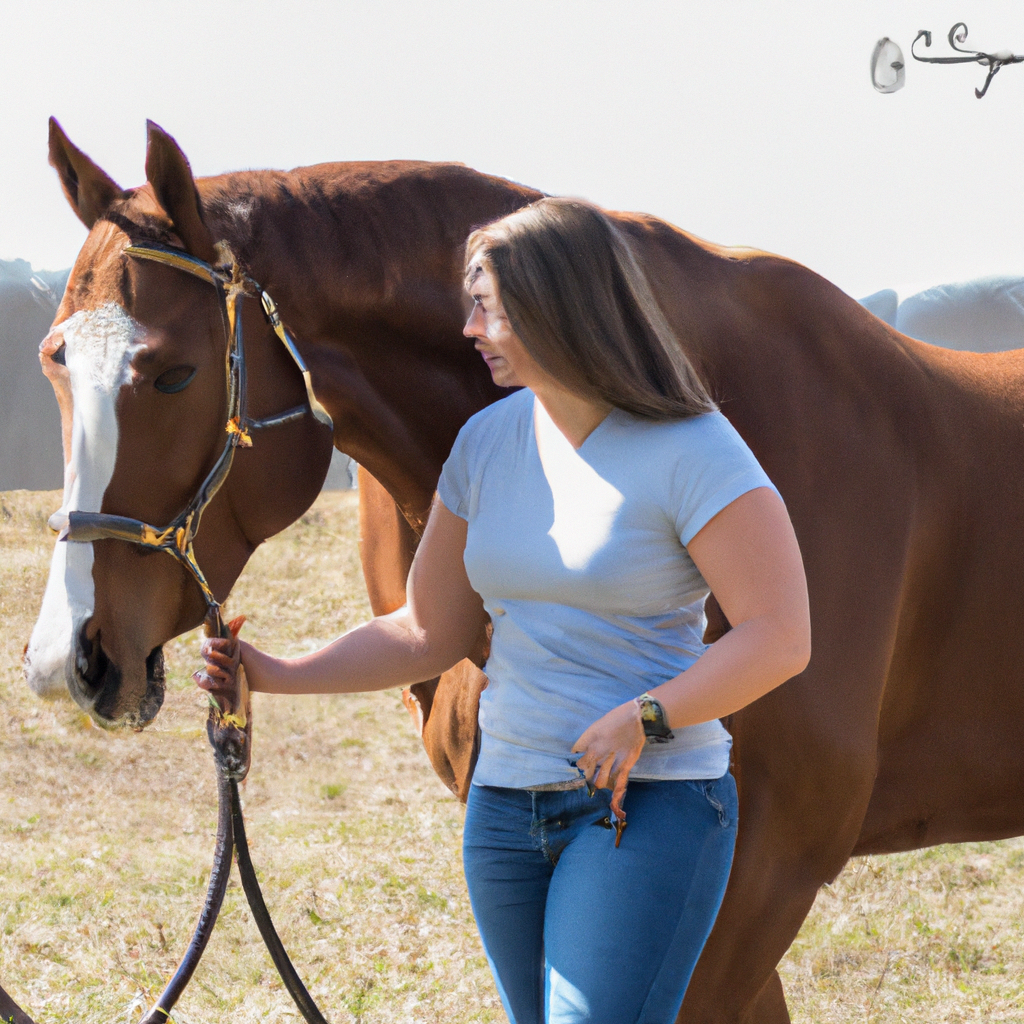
left=201, top=648, right=235, bottom=671
left=610, top=762, right=634, bottom=821
left=592, top=752, right=618, bottom=792
left=199, top=640, right=240, bottom=672
left=571, top=746, right=631, bottom=793
left=193, top=668, right=232, bottom=691
left=571, top=749, right=611, bottom=786
left=195, top=633, right=244, bottom=692
left=200, top=637, right=237, bottom=662
left=571, top=700, right=646, bottom=793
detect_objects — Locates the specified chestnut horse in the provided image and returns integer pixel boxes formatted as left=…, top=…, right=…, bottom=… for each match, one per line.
left=24, top=120, right=1024, bottom=1023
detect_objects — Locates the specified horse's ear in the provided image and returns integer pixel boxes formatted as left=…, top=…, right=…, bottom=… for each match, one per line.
left=144, top=120, right=216, bottom=263
left=48, top=117, right=122, bottom=229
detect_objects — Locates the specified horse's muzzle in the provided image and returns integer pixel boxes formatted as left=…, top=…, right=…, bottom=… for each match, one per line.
left=71, top=621, right=166, bottom=728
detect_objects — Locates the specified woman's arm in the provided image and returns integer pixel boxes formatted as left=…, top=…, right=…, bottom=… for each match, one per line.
left=573, top=486, right=811, bottom=814
left=232, top=497, right=487, bottom=695
left=653, top=485, right=811, bottom=725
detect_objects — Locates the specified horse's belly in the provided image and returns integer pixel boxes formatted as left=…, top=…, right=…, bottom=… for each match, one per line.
left=856, top=701, right=1024, bottom=854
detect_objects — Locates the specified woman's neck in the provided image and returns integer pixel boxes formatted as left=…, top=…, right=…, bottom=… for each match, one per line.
left=531, top=382, right=613, bottom=450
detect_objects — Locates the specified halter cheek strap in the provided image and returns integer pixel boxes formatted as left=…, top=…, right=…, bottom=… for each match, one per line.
left=124, top=242, right=333, bottom=429
left=58, top=240, right=333, bottom=633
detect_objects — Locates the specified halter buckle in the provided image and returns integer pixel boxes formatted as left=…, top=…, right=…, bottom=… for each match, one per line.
left=226, top=418, right=253, bottom=447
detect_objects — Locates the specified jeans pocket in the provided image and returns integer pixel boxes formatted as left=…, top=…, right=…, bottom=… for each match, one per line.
left=684, top=774, right=736, bottom=828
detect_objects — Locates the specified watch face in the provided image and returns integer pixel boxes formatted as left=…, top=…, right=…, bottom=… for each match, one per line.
left=638, top=696, right=674, bottom=741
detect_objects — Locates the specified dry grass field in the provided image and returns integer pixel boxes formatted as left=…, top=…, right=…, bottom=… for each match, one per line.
left=2, top=488, right=1023, bottom=1024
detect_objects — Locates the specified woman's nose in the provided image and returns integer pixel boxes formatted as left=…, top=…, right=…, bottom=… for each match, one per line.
left=463, top=308, right=482, bottom=338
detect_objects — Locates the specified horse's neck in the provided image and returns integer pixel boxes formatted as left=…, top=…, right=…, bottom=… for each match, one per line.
left=202, top=163, right=538, bottom=529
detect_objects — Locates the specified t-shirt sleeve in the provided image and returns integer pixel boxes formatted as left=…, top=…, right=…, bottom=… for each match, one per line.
left=671, top=413, right=779, bottom=546
left=436, top=421, right=472, bottom=520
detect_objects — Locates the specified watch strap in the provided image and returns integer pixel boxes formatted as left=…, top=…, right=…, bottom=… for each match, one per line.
left=635, top=692, right=674, bottom=743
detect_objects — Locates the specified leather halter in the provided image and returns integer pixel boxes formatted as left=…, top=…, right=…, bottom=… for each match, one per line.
left=59, top=241, right=333, bottom=633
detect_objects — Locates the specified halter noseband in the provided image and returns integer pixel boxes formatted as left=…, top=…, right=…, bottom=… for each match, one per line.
left=58, top=241, right=333, bottom=634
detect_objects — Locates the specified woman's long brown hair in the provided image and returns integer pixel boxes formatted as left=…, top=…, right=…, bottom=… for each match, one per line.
left=466, top=198, right=715, bottom=420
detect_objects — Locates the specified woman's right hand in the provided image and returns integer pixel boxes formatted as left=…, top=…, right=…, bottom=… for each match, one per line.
left=193, top=615, right=246, bottom=703
left=195, top=617, right=253, bottom=780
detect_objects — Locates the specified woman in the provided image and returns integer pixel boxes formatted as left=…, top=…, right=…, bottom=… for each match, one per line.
left=198, top=198, right=811, bottom=1024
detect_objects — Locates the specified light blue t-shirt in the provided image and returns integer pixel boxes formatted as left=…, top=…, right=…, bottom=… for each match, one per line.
left=437, top=388, right=776, bottom=789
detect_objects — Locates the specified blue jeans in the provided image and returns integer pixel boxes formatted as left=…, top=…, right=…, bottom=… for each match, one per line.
left=462, top=774, right=738, bottom=1024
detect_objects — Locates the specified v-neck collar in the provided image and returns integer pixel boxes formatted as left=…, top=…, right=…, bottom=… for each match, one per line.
left=532, top=393, right=615, bottom=454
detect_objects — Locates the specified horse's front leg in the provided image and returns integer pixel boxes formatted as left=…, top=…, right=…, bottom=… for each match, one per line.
left=411, top=658, right=487, bottom=799
left=357, top=466, right=485, bottom=799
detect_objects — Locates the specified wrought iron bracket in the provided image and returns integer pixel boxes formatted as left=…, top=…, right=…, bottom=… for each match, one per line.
left=912, top=23, right=1024, bottom=98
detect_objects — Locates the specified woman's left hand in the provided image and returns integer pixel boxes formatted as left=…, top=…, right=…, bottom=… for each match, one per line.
left=571, top=701, right=645, bottom=822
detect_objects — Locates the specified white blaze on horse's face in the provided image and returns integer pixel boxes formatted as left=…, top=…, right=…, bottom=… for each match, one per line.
left=24, top=303, right=143, bottom=702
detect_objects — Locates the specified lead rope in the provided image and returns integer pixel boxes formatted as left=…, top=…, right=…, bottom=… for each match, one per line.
left=231, top=783, right=331, bottom=1024
left=139, top=613, right=332, bottom=1024
left=137, top=770, right=234, bottom=1023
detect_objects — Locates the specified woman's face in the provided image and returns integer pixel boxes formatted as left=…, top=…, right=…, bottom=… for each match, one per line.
left=463, top=265, right=545, bottom=389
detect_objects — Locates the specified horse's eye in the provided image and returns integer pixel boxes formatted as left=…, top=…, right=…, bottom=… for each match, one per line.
left=154, top=365, right=197, bottom=394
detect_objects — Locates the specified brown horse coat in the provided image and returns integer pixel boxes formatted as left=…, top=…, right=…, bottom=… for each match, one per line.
left=26, top=120, right=1024, bottom=1023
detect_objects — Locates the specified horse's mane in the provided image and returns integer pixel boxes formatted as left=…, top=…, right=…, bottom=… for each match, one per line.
left=195, top=162, right=542, bottom=308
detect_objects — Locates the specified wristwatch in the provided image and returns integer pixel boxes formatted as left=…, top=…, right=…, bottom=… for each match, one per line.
left=635, top=692, right=674, bottom=743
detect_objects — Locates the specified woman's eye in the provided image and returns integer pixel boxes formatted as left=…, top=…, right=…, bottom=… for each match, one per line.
left=154, top=365, right=197, bottom=394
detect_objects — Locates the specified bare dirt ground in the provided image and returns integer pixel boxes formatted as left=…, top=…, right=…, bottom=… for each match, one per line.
left=2, top=489, right=1022, bottom=1023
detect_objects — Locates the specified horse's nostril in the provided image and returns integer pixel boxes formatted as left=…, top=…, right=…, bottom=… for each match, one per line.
left=77, top=626, right=108, bottom=695
left=146, top=646, right=165, bottom=685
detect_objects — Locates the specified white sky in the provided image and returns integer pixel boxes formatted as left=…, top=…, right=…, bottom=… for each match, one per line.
left=2, top=0, right=1024, bottom=298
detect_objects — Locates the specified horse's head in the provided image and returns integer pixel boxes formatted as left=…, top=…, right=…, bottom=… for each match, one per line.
left=24, top=120, right=334, bottom=727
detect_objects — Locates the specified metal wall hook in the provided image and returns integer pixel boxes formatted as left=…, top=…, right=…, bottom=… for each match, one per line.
left=911, top=23, right=1024, bottom=98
